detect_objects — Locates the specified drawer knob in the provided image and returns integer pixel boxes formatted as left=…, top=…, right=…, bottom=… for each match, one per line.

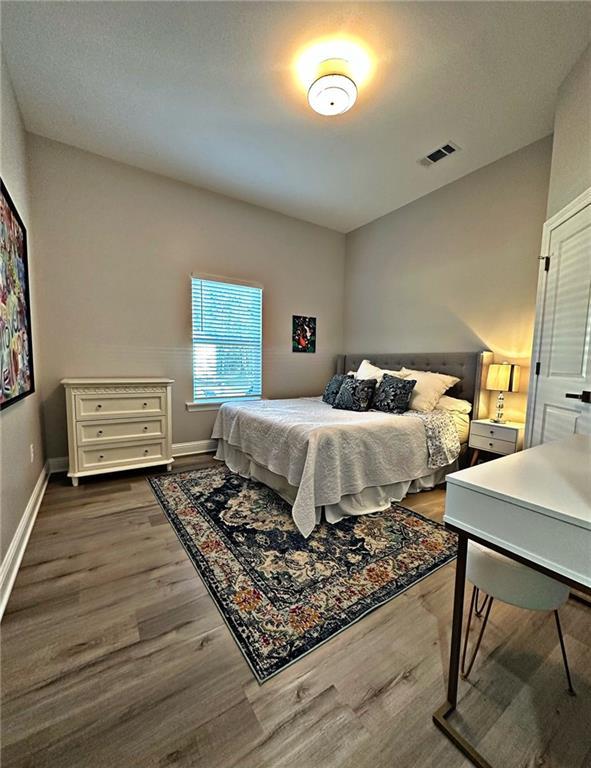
left=488, top=442, right=493, bottom=447
left=142, top=402, right=148, bottom=408
left=97, top=430, right=103, bottom=436
left=99, top=454, right=104, bottom=460
left=144, top=449, right=149, bottom=455
left=143, top=426, right=148, bottom=432
left=96, top=404, right=102, bottom=410
left=489, top=430, right=494, bottom=435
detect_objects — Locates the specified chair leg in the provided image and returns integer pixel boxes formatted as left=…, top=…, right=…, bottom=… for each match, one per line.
left=461, top=586, right=494, bottom=679
left=554, top=610, right=576, bottom=696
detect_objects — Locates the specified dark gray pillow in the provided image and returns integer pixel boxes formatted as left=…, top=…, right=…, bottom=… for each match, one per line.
left=373, top=374, right=416, bottom=414
left=333, top=377, right=377, bottom=412
left=322, top=374, right=349, bottom=405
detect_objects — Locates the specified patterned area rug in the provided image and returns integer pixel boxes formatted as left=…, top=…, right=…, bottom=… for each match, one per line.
left=148, top=465, right=457, bottom=682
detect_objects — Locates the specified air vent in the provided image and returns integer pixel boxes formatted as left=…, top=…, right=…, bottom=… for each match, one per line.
left=419, top=142, right=461, bottom=167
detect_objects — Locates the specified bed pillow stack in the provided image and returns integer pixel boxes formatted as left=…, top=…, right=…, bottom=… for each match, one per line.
left=324, top=361, right=463, bottom=413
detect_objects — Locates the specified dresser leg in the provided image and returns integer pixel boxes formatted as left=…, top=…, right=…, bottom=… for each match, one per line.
left=71, top=477, right=79, bottom=487
left=166, top=463, right=173, bottom=472
left=469, top=449, right=480, bottom=467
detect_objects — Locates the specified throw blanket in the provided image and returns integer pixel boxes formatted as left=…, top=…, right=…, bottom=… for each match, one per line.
left=212, top=398, right=460, bottom=538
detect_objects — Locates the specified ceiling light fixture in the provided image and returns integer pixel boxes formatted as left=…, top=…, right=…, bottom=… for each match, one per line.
left=308, top=68, right=357, bottom=116
left=294, top=38, right=373, bottom=117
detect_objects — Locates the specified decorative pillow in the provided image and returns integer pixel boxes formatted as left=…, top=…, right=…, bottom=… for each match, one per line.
left=373, top=374, right=416, bottom=414
left=398, top=368, right=460, bottom=412
left=355, top=359, right=404, bottom=383
left=436, top=395, right=472, bottom=414
left=333, top=377, right=377, bottom=412
left=322, top=374, right=349, bottom=406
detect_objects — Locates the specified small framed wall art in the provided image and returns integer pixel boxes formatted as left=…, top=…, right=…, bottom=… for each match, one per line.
left=1, top=178, right=35, bottom=410
left=292, top=315, right=316, bottom=353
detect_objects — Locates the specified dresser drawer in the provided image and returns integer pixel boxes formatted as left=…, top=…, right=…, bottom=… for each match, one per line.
left=470, top=421, right=519, bottom=442
left=469, top=434, right=515, bottom=455
left=77, top=417, right=165, bottom=445
left=75, top=392, right=165, bottom=420
left=78, top=441, right=166, bottom=471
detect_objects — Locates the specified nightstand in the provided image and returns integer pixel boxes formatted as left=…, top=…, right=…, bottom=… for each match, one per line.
left=468, top=418, right=525, bottom=466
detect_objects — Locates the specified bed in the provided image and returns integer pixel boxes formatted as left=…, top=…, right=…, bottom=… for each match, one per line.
left=212, top=351, right=492, bottom=537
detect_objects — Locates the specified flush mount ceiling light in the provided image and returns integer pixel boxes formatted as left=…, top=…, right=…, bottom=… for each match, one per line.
left=294, top=38, right=373, bottom=117
left=308, top=69, right=357, bottom=116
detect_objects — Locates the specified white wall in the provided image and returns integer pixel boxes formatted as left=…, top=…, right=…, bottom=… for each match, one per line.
left=0, top=55, right=45, bottom=561
left=28, top=135, right=345, bottom=459
left=344, top=137, right=552, bottom=421
left=547, top=44, right=590, bottom=218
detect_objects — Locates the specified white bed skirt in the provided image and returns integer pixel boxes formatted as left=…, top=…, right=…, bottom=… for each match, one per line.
left=214, top=439, right=457, bottom=526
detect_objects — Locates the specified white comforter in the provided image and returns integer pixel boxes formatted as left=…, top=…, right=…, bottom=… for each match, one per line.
left=212, top=397, right=460, bottom=538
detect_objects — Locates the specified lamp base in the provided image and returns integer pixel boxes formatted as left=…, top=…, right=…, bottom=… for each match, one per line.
left=490, top=390, right=506, bottom=424
left=489, top=418, right=506, bottom=424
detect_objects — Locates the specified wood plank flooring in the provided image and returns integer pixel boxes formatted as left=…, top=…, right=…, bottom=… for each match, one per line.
left=2, top=456, right=590, bottom=767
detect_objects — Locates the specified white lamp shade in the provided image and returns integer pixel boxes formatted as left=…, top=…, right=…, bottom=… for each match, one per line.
left=485, top=363, right=521, bottom=393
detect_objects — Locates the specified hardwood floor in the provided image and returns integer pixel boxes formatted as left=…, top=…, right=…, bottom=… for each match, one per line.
left=2, top=456, right=590, bottom=767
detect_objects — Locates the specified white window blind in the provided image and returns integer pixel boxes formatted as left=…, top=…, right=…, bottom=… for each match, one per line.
left=191, top=277, right=262, bottom=404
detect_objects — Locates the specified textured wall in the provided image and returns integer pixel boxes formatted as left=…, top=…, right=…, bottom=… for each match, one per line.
left=344, top=137, right=552, bottom=420
left=547, top=44, right=591, bottom=218
left=28, top=135, right=346, bottom=458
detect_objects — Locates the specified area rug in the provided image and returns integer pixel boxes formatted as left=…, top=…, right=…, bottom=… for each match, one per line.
left=148, top=465, right=457, bottom=682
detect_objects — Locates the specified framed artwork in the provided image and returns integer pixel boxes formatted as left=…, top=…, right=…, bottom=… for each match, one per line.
left=292, top=315, right=316, bottom=353
left=1, top=178, right=35, bottom=410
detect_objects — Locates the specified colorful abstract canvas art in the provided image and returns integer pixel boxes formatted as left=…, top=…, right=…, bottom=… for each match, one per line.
left=292, top=315, right=316, bottom=353
left=1, top=179, right=35, bottom=410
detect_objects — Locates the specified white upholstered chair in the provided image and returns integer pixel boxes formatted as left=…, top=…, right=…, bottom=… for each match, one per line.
left=461, top=541, right=575, bottom=694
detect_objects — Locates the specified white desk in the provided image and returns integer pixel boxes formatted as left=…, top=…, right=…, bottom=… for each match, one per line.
left=433, top=435, right=591, bottom=768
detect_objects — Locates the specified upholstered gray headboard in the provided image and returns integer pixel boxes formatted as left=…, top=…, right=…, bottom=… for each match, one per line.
left=336, top=351, right=493, bottom=419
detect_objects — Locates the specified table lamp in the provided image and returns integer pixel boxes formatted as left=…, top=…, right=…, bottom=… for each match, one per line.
left=485, top=362, right=520, bottom=423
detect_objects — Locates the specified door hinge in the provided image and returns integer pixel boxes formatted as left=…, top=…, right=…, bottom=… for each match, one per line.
left=535, top=361, right=541, bottom=376
left=544, top=256, right=550, bottom=272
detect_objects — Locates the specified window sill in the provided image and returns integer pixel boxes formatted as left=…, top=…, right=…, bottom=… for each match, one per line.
left=185, top=402, right=222, bottom=412
left=186, top=397, right=261, bottom=413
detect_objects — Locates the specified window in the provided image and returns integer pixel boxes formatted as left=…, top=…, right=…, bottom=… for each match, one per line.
left=190, top=276, right=262, bottom=405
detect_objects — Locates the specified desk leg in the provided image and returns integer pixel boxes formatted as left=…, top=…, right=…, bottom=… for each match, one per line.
left=433, top=532, right=494, bottom=768
left=447, top=531, right=467, bottom=706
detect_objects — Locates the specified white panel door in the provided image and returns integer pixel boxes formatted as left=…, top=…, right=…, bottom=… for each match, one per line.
left=530, top=203, right=591, bottom=445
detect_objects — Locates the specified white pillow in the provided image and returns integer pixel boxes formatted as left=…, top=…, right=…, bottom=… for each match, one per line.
left=399, top=368, right=460, bottom=412
left=355, top=359, right=404, bottom=383
left=436, top=395, right=472, bottom=414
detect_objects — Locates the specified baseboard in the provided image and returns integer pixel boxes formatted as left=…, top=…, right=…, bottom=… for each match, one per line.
left=172, top=439, right=217, bottom=457
left=0, top=461, right=49, bottom=622
left=46, top=440, right=217, bottom=476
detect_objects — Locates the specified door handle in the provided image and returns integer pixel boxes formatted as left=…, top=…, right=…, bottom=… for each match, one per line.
left=565, top=391, right=591, bottom=403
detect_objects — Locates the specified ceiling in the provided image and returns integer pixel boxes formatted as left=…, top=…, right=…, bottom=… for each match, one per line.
left=3, top=2, right=590, bottom=232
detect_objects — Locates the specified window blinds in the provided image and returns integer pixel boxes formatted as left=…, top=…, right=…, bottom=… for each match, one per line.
left=191, top=277, right=262, bottom=404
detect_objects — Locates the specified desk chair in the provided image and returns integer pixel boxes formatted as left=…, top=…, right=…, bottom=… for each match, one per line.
left=461, top=541, right=575, bottom=695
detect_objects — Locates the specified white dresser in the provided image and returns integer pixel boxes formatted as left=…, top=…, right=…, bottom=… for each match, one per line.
left=62, top=378, right=174, bottom=486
